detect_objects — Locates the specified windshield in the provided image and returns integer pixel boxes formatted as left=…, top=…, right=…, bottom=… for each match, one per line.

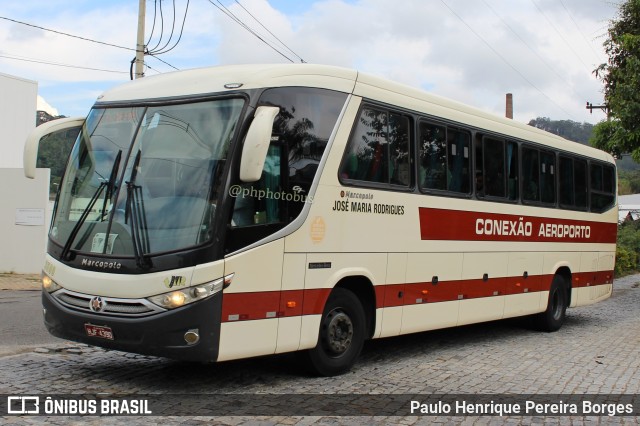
left=51, top=98, right=245, bottom=258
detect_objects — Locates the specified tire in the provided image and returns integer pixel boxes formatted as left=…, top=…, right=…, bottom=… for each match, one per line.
left=302, top=288, right=366, bottom=376
left=534, top=275, right=568, bottom=332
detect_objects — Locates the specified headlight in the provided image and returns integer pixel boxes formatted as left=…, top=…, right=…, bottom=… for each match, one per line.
left=147, top=274, right=233, bottom=309
left=42, top=274, right=62, bottom=293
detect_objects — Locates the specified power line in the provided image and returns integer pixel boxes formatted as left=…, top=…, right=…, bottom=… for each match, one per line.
left=530, top=0, right=594, bottom=72
left=1, top=14, right=178, bottom=76
left=147, top=53, right=180, bottom=70
left=439, top=0, right=576, bottom=119
left=206, top=0, right=295, bottom=63
left=557, top=0, right=606, bottom=64
left=149, top=0, right=177, bottom=54
left=235, top=0, right=305, bottom=63
left=145, top=0, right=159, bottom=46
left=480, top=0, right=591, bottom=104
left=0, top=53, right=128, bottom=74
left=146, top=0, right=166, bottom=53
left=0, top=15, right=135, bottom=51
left=149, top=0, right=190, bottom=55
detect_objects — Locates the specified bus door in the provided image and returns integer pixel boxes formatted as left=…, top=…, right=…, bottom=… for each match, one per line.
left=218, top=140, right=287, bottom=361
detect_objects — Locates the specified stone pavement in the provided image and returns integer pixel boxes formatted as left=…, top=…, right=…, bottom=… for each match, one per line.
left=1, top=273, right=639, bottom=424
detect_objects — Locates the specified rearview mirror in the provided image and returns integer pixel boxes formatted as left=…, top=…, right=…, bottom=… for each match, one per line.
left=24, top=117, right=85, bottom=178
left=239, top=106, right=279, bottom=183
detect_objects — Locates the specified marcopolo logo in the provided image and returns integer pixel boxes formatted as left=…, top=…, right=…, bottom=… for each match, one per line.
left=81, top=258, right=122, bottom=270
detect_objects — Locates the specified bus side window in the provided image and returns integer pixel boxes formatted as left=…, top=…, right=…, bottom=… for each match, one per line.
left=484, top=137, right=505, bottom=198
left=232, top=144, right=282, bottom=227
left=419, top=121, right=447, bottom=191
left=340, top=107, right=410, bottom=188
left=447, top=129, right=470, bottom=193
left=540, top=150, right=556, bottom=204
left=389, top=112, right=410, bottom=186
left=522, top=147, right=539, bottom=202
left=341, top=108, right=388, bottom=183
left=475, top=137, right=484, bottom=196
left=506, top=141, right=518, bottom=201
left=475, top=137, right=516, bottom=201
left=574, top=159, right=588, bottom=209
left=590, top=162, right=615, bottom=212
left=559, top=155, right=575, bottom=207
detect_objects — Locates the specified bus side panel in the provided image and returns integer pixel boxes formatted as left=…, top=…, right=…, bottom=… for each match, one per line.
left=275, top=253, right=307, bottom=354
left=575, top=252, right=614, bottom=307
left=218, top=239, right=284, bottom=361
left=401, top=253, right=462, bottom=334
left=574, top=252, right=599, bottom=307
left=297, top=252, right=387, bottom=350
left=378, top=252, right=407, bottom=338
left=299, top=315, right=322, bottom=351
left=542, top=251, right=580, bottom=310
left=457, top=252, right=507, bottom=326
left=504, top=252, right=544, bottom=318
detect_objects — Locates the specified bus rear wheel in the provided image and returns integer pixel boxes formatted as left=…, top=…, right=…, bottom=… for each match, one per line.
left=303, top=288, right=365, bottom=376
left=534, top=275, right=568, bottom=332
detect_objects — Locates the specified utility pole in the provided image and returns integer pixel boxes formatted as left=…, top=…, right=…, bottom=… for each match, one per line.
left=135, top=0, right=146, bottom=79
left=586, top=101, right=607, bottom=115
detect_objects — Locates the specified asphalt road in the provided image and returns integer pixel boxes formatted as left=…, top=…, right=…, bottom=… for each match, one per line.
left=0, top=290, right=62, bottom=354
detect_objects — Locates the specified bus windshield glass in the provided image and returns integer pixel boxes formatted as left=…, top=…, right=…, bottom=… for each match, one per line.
left=51, top=98, right=245, bottom=258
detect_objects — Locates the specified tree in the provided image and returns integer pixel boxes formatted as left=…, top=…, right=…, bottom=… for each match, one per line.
left=591, top=0, right=640, bottom=162
left=528, top=117, right=594, bottom=145
left=36, top=127, right=79, bottom=199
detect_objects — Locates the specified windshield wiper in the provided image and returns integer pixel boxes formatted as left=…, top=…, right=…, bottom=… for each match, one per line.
left=125, top=150, right=151, bottom=268
left=100, top=150, right=122, bottom=220
left=60, top=150, right=122, bottom=261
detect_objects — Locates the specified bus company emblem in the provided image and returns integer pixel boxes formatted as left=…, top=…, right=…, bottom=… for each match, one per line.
left=164, top=275, right=186, bottom=288
left=89, top=296, right=106, bottom=313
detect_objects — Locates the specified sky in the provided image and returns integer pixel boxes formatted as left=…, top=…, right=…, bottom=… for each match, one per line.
left=0, top=0, right=621, bottom=124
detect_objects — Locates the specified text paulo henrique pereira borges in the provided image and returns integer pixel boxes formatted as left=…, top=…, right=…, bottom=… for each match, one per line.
left=410, top=400, right=634, bottom=416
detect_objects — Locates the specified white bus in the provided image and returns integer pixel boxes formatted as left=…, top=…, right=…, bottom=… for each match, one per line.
left=25, top=64, right=617, bottom=376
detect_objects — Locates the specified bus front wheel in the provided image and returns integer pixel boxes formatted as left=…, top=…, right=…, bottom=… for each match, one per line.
left=303, top=288, right=365, bottom=376
left=534, top=275, right=568, bottom=332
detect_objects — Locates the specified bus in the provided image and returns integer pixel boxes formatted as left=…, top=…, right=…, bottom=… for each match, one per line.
left=24, top=64, right=617, bottom=376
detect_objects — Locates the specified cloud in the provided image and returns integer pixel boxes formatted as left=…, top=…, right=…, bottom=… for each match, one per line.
left=0, top=0, right=618, bottom=123
left=219, top=0, right=615, bottom=123
left=37, top=95, right=59, bottom=116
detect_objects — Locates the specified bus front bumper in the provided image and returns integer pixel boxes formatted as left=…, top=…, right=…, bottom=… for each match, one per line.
left=42, top=290, right=222, bottom=362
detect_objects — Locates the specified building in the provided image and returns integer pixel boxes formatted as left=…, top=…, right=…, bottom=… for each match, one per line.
left=0, top=72, right=49, bottom=273
left=619, top=193, right=640, bottom=222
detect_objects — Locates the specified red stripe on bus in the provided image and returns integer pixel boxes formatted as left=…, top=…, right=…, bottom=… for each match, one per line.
left=221, top=288, right=331, bottom=322
left=381, top=274, right=549, bottom=307
left=418, top=207, right=617, bottom=243
left=222, top=270, right=614, bottom=321
left=572, top=271, right=614, bottom=288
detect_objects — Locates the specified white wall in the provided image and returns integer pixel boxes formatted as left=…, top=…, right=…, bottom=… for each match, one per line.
left=1, top=73, right=43, bottom=273
left=0, top=168, right=50, bottom=273
left=0, top=73, right=37, bottom=168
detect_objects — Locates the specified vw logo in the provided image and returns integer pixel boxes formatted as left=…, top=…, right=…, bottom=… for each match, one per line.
left=89, top=296, right=106, bottom=313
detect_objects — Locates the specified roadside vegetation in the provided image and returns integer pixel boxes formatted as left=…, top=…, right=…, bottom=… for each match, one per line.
left=616, top=220, right=640, bottom=276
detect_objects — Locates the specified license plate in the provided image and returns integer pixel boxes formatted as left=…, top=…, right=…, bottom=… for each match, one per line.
left=84, top=324, right=114, bottom=340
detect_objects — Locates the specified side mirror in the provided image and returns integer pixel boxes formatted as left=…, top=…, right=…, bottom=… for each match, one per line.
left=239, top=106, right=279, bottom=182
left=24, top=117, right=85, bottom=178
